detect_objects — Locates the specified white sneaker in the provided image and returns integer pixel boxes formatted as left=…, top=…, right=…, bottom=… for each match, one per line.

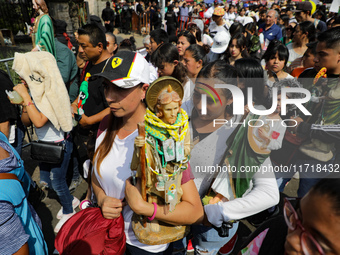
left=54, top=211, right=76, bottom=233
left=56, top=196, right=80, bottom=219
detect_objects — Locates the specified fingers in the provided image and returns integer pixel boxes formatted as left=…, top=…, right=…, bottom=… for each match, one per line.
left=101, top=196, right=124, bottom=219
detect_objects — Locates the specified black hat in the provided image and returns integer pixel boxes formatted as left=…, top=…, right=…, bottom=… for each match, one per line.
left=293, top=1, right=312, bottom=12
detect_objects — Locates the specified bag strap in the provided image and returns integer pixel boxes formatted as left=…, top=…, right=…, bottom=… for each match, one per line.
left=0, top=173, right=20, bottom=181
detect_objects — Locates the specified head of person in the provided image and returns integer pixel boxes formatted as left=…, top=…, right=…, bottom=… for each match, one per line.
left=193, top=61, right=237, bottom=121
left=150, top=29, right=169, bottom=54
left=239, top=7, right=246, bottom=17
left=105, top=32, right=118, bottom=55
left=200, top=2, right=206, bottom=11
left=224, top=4, right=229, bottom=12
left=211, top=30, right=230, bottom=55
left=155, top=85, right=182, bottom=124
left=279, top=14, right=289, bottom=27
left=244, top=22, right=257, bottom=36
left=77, top=23, right=107, bottom=63
left=284, top=178, right=340, bottom=255
left=285, top=5, right=294, bottom=17
left=332, top=15, right=340, bottom=28
left=293, top=1, right=312, bottom=23
left=188, top=23, right=202, bottom=43
left=229, top=22, right=244, bottom=37
left=266, top=9, right=279, bottom=27
left=93, top=51, right=150, bottom=174
left=259, top=10, right=267, bottom=21
left=106, top=1, right=110, bottom=7
left=270, top=78, right=302, bottom=114
left=301, top=41, right=317, bottom=68
left=32, top=0, right=48, bottom=14
left=143, top=35, right=152, bottom=55
left=314, top=26, right=340, bottom=74
left=234, top=58, right=265, bottom=106
left=286, top=22, right=297, bottom=39
left=183, top=44, right=207, bottom=79
left=293, top=21, right=315, bottom=44
left=244, top=3, right=249, bottom=10
left=151, top=43, right=187, bottom=83
left=118, top=37, right=136, bottom=52
left=229, top=5, right=235, bottom=13
left=228, top=33, right=247, bottom=59
left=262, top=40, right=289, bottom=73
left=212, top=7, right=225, bottom=25
left=177, top=30, right=196, bottom=57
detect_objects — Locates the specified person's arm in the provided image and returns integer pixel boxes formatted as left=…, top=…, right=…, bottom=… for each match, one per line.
left=78, top=107, right=111, bottom=128
left=0, top=202, right=30, bottom=255
left=13, top=243, right=29, bottom=255
left=125, top=178, right=204, bottom=225
left=92, top=171, right=125, bottom=219
left=14, top=84, right=48, bottom=128
left=204, top=158, right=279, bottom=227
left=0, top=122, right=10, bottom=138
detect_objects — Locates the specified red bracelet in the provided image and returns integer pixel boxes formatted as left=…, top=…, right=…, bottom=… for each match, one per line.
left=148, top=202, right=157, bottom=221
left=79, top=199, right=91, bottom=210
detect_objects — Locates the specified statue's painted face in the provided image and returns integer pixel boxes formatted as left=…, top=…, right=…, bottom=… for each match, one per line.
left=159, top=101, right=180, bottom=124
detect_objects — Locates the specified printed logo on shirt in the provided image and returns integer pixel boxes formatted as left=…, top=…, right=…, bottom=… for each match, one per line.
left=112, top=57, right=123, bottom=69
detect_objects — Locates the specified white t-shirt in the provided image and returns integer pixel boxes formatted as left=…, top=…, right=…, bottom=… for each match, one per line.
left=286, top=43, right=304, bottom=67
left=223, top=12, right=236, bottom=24
left=94, top=130, right=168, bottom=253
left=182, top=78, right=194, bottom=117
left=209, top=21, right=229, bottom=38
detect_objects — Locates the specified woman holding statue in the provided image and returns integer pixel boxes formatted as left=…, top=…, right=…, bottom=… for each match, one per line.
left=91, top=51, right=203, bottom=254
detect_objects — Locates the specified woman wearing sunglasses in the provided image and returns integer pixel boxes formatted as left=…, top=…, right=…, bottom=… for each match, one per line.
left=237, top=178, right=340, bottom=255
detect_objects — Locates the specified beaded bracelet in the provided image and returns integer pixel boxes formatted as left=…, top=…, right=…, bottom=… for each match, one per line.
left=148, top=202, right=157, bottom=221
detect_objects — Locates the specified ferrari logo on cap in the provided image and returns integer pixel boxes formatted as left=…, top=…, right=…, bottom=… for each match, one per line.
left=111, top=57, right=123, bottom=68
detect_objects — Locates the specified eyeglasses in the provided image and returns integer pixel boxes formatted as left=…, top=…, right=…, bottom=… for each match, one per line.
left=283, top=198, right=326, bottom=255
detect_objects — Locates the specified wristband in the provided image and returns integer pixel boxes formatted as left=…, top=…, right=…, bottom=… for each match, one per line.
left=79, top=199, right=91, bottom=210
left=24, top=102, right=33, bottom=107
left=148, top=202, right=157, bottom=221
left=72, top=102, right=77, bottom=106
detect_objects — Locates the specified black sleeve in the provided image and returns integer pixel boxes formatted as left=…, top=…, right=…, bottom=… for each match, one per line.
left=0, top=71, right=17, bottom=123
left=236, top=216, right=286, bottom=255
left=297, top=122, right=340, bottom=143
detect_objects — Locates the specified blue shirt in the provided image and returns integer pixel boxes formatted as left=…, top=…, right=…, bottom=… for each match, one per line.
left=260, top=23, right=282, bottom=42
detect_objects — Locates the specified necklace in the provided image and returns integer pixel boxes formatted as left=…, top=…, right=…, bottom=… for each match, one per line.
left=122, top=126, right=137, bottom=132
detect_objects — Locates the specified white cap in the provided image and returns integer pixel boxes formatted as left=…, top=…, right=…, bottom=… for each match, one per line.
left=211, top=31, right=230, bottom=54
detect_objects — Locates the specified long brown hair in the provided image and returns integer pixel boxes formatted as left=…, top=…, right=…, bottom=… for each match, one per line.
left=93, top=113, right=122, bottom=177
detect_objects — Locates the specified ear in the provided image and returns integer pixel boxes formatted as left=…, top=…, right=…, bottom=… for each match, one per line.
left=141, top=83, right=149, bottom=100
left=173, top=60, right=179, bottom=66
left=113, top=43, right=118, bottom=52
left=197, top=59, right=203, bottom=68
left=97, top=42, right=104, bottom=53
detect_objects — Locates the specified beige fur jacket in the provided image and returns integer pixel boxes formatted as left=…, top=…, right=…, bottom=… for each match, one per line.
left=13, top=51, right=73, bottom=132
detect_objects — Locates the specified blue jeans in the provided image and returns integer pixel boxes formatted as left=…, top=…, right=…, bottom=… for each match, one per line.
left=40, top=136, right=73, bottom=214
left=191, top=222, right=239, bottom=255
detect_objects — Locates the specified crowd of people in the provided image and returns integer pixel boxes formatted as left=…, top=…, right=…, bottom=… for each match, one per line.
left=1, top=0, right=340, bottom=254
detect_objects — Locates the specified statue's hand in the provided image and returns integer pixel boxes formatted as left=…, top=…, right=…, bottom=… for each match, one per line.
left=135, top=135, right=145, bottom=147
